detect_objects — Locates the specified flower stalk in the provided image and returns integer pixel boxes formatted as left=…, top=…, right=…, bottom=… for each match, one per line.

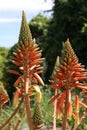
left=0, top=97, right=23, bottom=129
left=14, top=105, right=26, bottom=130
left=50, top=39, right=87, bottom=130
left=62, top=90, right=68, bottom=130
left=9, top=10, right=44, bottom=130
left=53, top=89, right=57, bottom=130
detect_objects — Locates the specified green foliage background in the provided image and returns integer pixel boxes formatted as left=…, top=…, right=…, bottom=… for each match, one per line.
left=3, top=44, right=18, bottom=99
left=0, top=47, right=8, bottom=80
left=0, top=1, right=87, bottom=129
left=1, top=0, right=87, bottom=103
left=45, top=0, right=87, bottom=82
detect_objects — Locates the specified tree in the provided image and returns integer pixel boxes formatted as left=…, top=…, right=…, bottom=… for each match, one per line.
left=29, top=14, right=51, bottom=81
left=45, top=0, right=87, bottom=82
left=3, top=44, right=18, bottom=99
left=0, top=47, right=8, bottom=80
left=29, top=13, right=50, bottom=51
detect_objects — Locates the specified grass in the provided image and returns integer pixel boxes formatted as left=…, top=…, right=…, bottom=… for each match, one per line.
left=41, top=86, right=53, bottom=125
left=0, top=104, right=27, bottom=130
left=0, top=85, right=53, bottom=129
left=0, top=85, right=87, bottom=130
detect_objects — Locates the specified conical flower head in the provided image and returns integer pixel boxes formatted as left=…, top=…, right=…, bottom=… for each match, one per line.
left=60, top=39, right=78, bottom=64
left=12, top=11, right=44, bottom=74
left=12, top=39, right=43, bottom=70
left=33, top=102, right=43, bottom=129
left=50, top=39, right=87, bottom=126
left=18, top=10, right=32, bottom=44
left=67, top=89, right=72, bottom=120
left=74, top=95, right=79, bottom=113
left=52, top=56, right=60, bottom=77
left=51, top=39, right=87, bottom=91
left=11, top=11, right=44, bottom=94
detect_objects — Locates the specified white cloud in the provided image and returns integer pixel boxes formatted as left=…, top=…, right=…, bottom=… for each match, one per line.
left=0, top=0, right=53, bottom=48
left=0, top=0, right=53, bottom=11
left=0, top=0, right=53, bottom=23
left=0, top=18, right=21, bottom=23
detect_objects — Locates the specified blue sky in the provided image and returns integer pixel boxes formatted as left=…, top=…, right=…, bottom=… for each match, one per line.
left=0, top=0, right=53, bottom=48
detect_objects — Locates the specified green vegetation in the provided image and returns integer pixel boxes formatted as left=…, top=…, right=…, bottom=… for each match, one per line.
left=45, top=0, right=87, bottom=81
left=0, top=90, right=53, bottom=129
left=3, top=44, right=18, bottom=99
left=42, top=87, right=53, bottom=125
left=0, top=1, right=87, bottom=129
left=0, top=105, right=27, bottom=130
left=29, top=13, right=50, bottom=50
left=0, top=47, right=8, bottom=80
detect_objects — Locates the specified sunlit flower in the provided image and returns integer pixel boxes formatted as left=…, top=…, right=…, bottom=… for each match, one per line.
left=9, top=11, right=44, bottom=97
left=50, top=39, right=87, bottom=123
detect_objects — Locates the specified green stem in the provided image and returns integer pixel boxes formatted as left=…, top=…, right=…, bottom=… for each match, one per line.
left=0, top=97, right=23, bottom=129
left=53, top=89, right=57, bottom=130
left=62, top=90, right=68, bottom=130
left=24, top=77, right=34, bottom=130
left=25, top=94, right=34, bottom=130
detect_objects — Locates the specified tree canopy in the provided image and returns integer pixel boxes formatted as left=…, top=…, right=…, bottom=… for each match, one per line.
left=29, top=13, right=51, bottom=51
left=0, top=47, right=8, bottom=80
left=44, top=0, right=87, bottom=82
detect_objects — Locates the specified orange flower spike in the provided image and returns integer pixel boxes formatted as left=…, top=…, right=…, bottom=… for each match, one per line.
left=12, top=60, right=22, bottom=66
left=14, top=76, right=23, bottom=87
left=56, top=93, right=65, bottom=118
left=12, top=88, right=21, bottom=108
left=58, top=92, right=65, bottom=107
left=56, top=103, right=62, bottom=120
left=74, top=95, right=79, bottom=113
left=67, top=90, right=72, bottom=120
left=72, top=112, right=79, bottom=125
left=48, top=94, right=59, bottom=104
left=33, top=73, right=44, bottom=86
left=67, top=101, right=72, bottom=120
left=67, top=89, right=71, bottom=102
left=74, top=112, right=79, bottom=125
left=9, top=70, right=20, bottom=75
left=72, top=112, right=76, bottom=119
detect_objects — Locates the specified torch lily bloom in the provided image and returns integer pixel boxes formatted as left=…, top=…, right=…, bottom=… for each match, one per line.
left=9, top=11, right=44, bottom=99
left=49, top=39, right=87, bottom=128
left=9, top=11, right=44, bottom=130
